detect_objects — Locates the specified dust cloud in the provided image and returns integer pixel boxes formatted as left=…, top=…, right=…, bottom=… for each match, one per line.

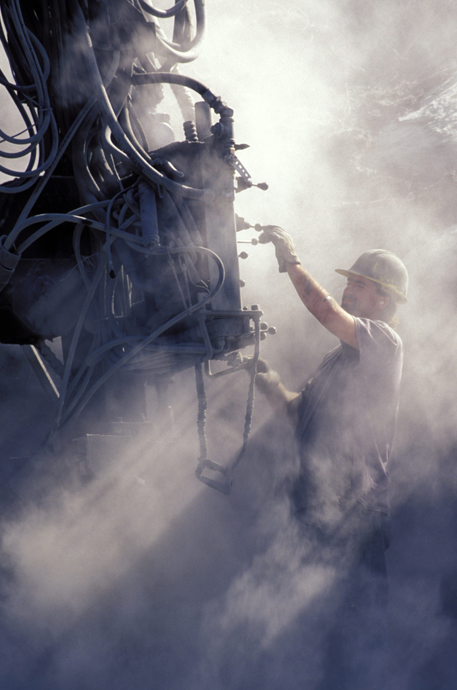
left=1, top=1, right=457, bottom=689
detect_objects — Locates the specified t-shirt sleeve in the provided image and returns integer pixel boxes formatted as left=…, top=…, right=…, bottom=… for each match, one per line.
left=354, top=318, right=403, bottom=372
left=353, top=319, right=403, bottom=474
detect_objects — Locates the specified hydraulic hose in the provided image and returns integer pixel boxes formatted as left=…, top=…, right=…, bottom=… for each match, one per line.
left=66, top=331, right=103, bottom=404
left=131, top=71, right=224, bottom=113
left=0, top=68, right=36, bottom=92
left=4, top=0, right=59, bottom=173
left=59, top=245, right=225, bottom=428
left=73, top=222, right=98, bottom=291
left=27, top=26, right=51, bottom=81
left=54, top=255, right=107, bottom=430
left=3, top=50, right=120, bottom=248
left=195, top=314, right=260, bottom=495
left=82, top=244, right=224, bottom=367
left=147, top=24, right=200, bottom=65
left=15, top=212, right=138, bottom=255
left=0, top=79, right=37, bottom=141
left=151, top=0, right=205, bottom=53
left=138, top=0, right=189, bottom=20
left=0, top=114, right=58, bottom=177
left=73, top=4, right=208, bottom=200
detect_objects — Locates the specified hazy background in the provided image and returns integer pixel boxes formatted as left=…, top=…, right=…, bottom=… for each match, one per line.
left=1, top=1, right=457, bottom=688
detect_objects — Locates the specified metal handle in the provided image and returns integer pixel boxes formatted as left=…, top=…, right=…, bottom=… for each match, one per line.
left=195, top=458, right=232, bottom=495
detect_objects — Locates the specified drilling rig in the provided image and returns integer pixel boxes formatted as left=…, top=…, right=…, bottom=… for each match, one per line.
left=0, top=0, right=271, bottom=494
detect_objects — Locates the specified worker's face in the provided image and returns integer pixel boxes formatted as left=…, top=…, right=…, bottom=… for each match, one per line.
left=341, top=275, right=388, bottom=319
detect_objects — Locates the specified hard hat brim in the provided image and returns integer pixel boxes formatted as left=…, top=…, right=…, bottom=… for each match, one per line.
left=335, top=268, right=408, bottom=304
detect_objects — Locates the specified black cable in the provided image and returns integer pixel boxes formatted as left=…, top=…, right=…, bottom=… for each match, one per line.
left=130, top=71, right=224, bottom=113
left=137, top=0, right=188, bottom=19
left=151, top=0, right=205, bottom=52
left=72, top=2, right=208, bottom=200
left=0, top=0, right=59, bottom=191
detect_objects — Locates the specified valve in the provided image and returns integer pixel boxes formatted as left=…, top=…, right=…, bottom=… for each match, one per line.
left=237, top=238, right=258, bottom=245
left=260, top=322, right=276, bottom=338
left=236, top=177, right=269, bottom=193
left=235, top=215, right=253, bottom=232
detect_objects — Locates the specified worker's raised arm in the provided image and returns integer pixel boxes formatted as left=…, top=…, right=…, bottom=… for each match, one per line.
left=285, top=262, right=358, bottom=349
left=259, top=226, right=358, bottom=349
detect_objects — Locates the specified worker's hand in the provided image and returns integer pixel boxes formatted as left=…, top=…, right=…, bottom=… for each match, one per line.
left=258, top=225, right=301, bottom=273
left=254, top=358, right=282, bottom=395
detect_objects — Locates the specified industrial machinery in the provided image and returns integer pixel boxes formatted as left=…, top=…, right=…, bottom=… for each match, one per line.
left=0, top=0, right=272, bottom=493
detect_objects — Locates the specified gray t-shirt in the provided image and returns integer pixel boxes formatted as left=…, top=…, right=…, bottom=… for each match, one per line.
left=290, top=318, right=403, bottom=518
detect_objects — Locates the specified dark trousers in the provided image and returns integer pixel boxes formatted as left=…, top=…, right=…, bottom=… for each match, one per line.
left=295, top=507, right=391, bottom=690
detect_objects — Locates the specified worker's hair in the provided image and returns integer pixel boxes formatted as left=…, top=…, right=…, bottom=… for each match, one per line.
left=376, top=285, right=399, bottom=329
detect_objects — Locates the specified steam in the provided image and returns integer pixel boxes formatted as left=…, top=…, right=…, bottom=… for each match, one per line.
left=1, top=1, right=457, bottom=688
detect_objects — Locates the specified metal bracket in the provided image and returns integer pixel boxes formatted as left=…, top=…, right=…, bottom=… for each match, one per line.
left=225, top=153, right=251, bottom=182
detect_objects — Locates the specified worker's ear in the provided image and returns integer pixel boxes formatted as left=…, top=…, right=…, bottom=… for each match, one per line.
left=378, top=293, right=391, bottom=311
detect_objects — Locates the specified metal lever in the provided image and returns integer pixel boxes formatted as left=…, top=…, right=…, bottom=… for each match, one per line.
left=226, top=154, right=268, bottom=193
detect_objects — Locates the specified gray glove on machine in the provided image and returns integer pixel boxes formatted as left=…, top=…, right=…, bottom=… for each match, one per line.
left=258, top=225, right=301, bottom=273
left=254, top=358, right=282, bottom=395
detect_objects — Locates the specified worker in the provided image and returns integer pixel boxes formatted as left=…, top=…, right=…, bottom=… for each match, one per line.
left=256, top=225, right=408, bottom=689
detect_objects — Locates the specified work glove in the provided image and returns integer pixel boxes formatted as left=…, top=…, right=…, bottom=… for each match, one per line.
left=254, top=358, right=282, bottom=396
left=258, top=225, right=301, bottom=273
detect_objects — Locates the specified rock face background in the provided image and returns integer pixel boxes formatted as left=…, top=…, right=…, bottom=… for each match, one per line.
left=1, top=1, right=457, bottom=688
